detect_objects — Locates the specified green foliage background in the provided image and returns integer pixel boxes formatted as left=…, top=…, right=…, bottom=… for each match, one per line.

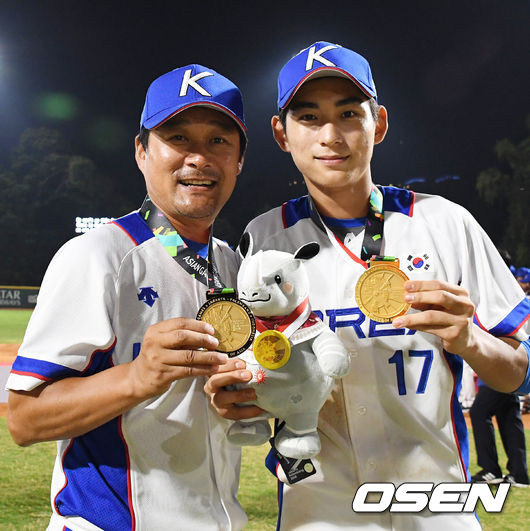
left=1, top=119, right=529, bottom=287
left=476, top=117, right=530, bottom=265
left=0, top=128, right=134, bottom=285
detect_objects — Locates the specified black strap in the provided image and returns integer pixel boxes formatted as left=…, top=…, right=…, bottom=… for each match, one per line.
left=308, top=185, right=384, bottom=263
left=139, top=195, right=225, bottom=289
left=361, top=186, right=384, bottom=261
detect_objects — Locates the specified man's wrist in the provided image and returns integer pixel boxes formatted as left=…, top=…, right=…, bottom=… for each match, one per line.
left=456, top=325, right=482, bottom=364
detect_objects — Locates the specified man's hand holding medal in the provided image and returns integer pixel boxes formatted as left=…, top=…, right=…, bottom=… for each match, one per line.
left=392, top=279, right=477, bottom=356
left=355, top=255, right=479, bottom=359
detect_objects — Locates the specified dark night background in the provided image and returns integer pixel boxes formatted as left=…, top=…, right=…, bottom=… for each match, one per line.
left=0, top=0, right=529, bottom=283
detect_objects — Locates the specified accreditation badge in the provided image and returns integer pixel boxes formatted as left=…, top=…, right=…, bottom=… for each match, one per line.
left=196, top=290, right=256, bottom=357
left=355, top=257, right=411, bottom=323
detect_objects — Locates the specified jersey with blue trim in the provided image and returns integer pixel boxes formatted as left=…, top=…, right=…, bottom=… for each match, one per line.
left=244, top=186, right=530, bottom=531
left=6, top=211, right=246, bottom=531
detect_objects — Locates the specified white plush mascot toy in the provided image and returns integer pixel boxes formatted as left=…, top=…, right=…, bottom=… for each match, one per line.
left=227, top=233, right=350, bottom=459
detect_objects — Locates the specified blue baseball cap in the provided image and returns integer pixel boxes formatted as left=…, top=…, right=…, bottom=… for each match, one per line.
left=140, top=64, right=246, bottom=138
left=277, top=41, right=377, bottom=111
left=516, top=267, right=530, bottom=282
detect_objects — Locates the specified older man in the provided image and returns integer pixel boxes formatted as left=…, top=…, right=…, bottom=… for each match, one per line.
left=7, top=64, right=248, bottom=530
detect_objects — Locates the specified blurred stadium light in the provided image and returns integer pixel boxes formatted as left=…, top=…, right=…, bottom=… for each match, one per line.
left=435, top=175, right=461, bottom=184
left=75, top=216, right=114, bottom=233
left=404, top=178, right=427, bottom=185
left=35, top=92, right=79, bottom=120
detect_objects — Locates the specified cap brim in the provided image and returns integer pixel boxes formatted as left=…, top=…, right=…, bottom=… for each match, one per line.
left=143, top=101, right=247, bottom=138
left=280, top=66, right=375, bottom=110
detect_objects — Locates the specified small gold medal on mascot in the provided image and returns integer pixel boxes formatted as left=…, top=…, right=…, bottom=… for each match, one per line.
left=196, top=296, right=255, bottom=357
left=355, top=258, right=411, bottom=323
left=253, top=330, right=291, bottom=370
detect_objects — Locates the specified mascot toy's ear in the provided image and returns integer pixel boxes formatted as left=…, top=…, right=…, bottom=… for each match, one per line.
left=238, top=232, right=253, bottom=259
left=294, top=242, right=320, bottom=261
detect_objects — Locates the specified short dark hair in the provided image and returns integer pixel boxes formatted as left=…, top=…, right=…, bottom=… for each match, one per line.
left=237, top=129, right=248, bottom=157
left=497, top=248, right=512, bottom=268
left=137, top=123, right=247, bottom=158
left=138, top=126, right=150, bottom=150
left=278, top=97, right=381, bottom=130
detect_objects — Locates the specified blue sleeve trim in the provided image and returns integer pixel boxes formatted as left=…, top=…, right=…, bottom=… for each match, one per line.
left=11, top=341, right=116, bottom=382
left=11, top=356, right=80, bottom=381
left=515, top=339, right=530, bottom=395
left=488, top=298, right=530, bottom=337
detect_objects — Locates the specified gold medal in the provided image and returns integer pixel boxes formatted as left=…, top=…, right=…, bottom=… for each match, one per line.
left=253, top=330, right=291, bottom=370
left=196, top=296, right=255, bottom=357
left=355, top=258, right=410, bottom=323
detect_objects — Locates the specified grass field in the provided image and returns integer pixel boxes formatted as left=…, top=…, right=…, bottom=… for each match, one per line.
left=0, top=310, right=32, bottom=343
left=0, top=309, right=528, bottom=529
left=0, top=420, right=528, bottom=530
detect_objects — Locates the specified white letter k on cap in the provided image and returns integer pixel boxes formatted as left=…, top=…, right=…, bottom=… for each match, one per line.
left=179, top=69, right=214, bottom=97
left=305, top=45, right=338, bottom=71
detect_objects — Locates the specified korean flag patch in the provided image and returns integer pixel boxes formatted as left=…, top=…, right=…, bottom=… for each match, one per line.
left=406, top=253, right=431, bottom=272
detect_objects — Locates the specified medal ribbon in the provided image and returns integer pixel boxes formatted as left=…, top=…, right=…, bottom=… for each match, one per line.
left=309, top=185, right=384, bottom=267
left=254, top=296, right=311, bottom=339
left=363, top=185, right=384, bottom=261
left=139, top=195, right=225, bottom=289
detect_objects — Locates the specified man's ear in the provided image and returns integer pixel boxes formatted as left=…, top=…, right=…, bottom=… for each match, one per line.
left=271, top=115, right=290, bottom=153
left=237, top=153, right=245, bottom=176
left=374, top=105, right=388, bottom=145
left=135, top=135, right=147, bottom=171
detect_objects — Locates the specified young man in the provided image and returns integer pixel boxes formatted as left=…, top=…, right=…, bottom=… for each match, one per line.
left=206, top=42, right=530, bottom=529
left=7, top=65, right=248, bottom=530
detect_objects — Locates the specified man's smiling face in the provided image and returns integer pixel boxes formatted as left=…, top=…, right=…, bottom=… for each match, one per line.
left=135, top=106, right=242, bottom=230
left=273, top=77, right=387, bottom=202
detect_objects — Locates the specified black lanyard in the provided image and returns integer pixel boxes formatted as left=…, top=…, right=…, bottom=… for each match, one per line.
left=139, top=195, right=225, bottom=290
left=309, top=185, right=384, bottom=263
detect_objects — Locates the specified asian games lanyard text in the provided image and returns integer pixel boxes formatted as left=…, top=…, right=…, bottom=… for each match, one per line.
left=139, top=195, right=225, bottom=291
left=309, top=184, right=385, bottom=266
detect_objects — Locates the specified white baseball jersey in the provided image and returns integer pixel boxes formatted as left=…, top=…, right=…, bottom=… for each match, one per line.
left=244, top=186, right=530, bottom=530
left=7, top=212, right=246, bottom=531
